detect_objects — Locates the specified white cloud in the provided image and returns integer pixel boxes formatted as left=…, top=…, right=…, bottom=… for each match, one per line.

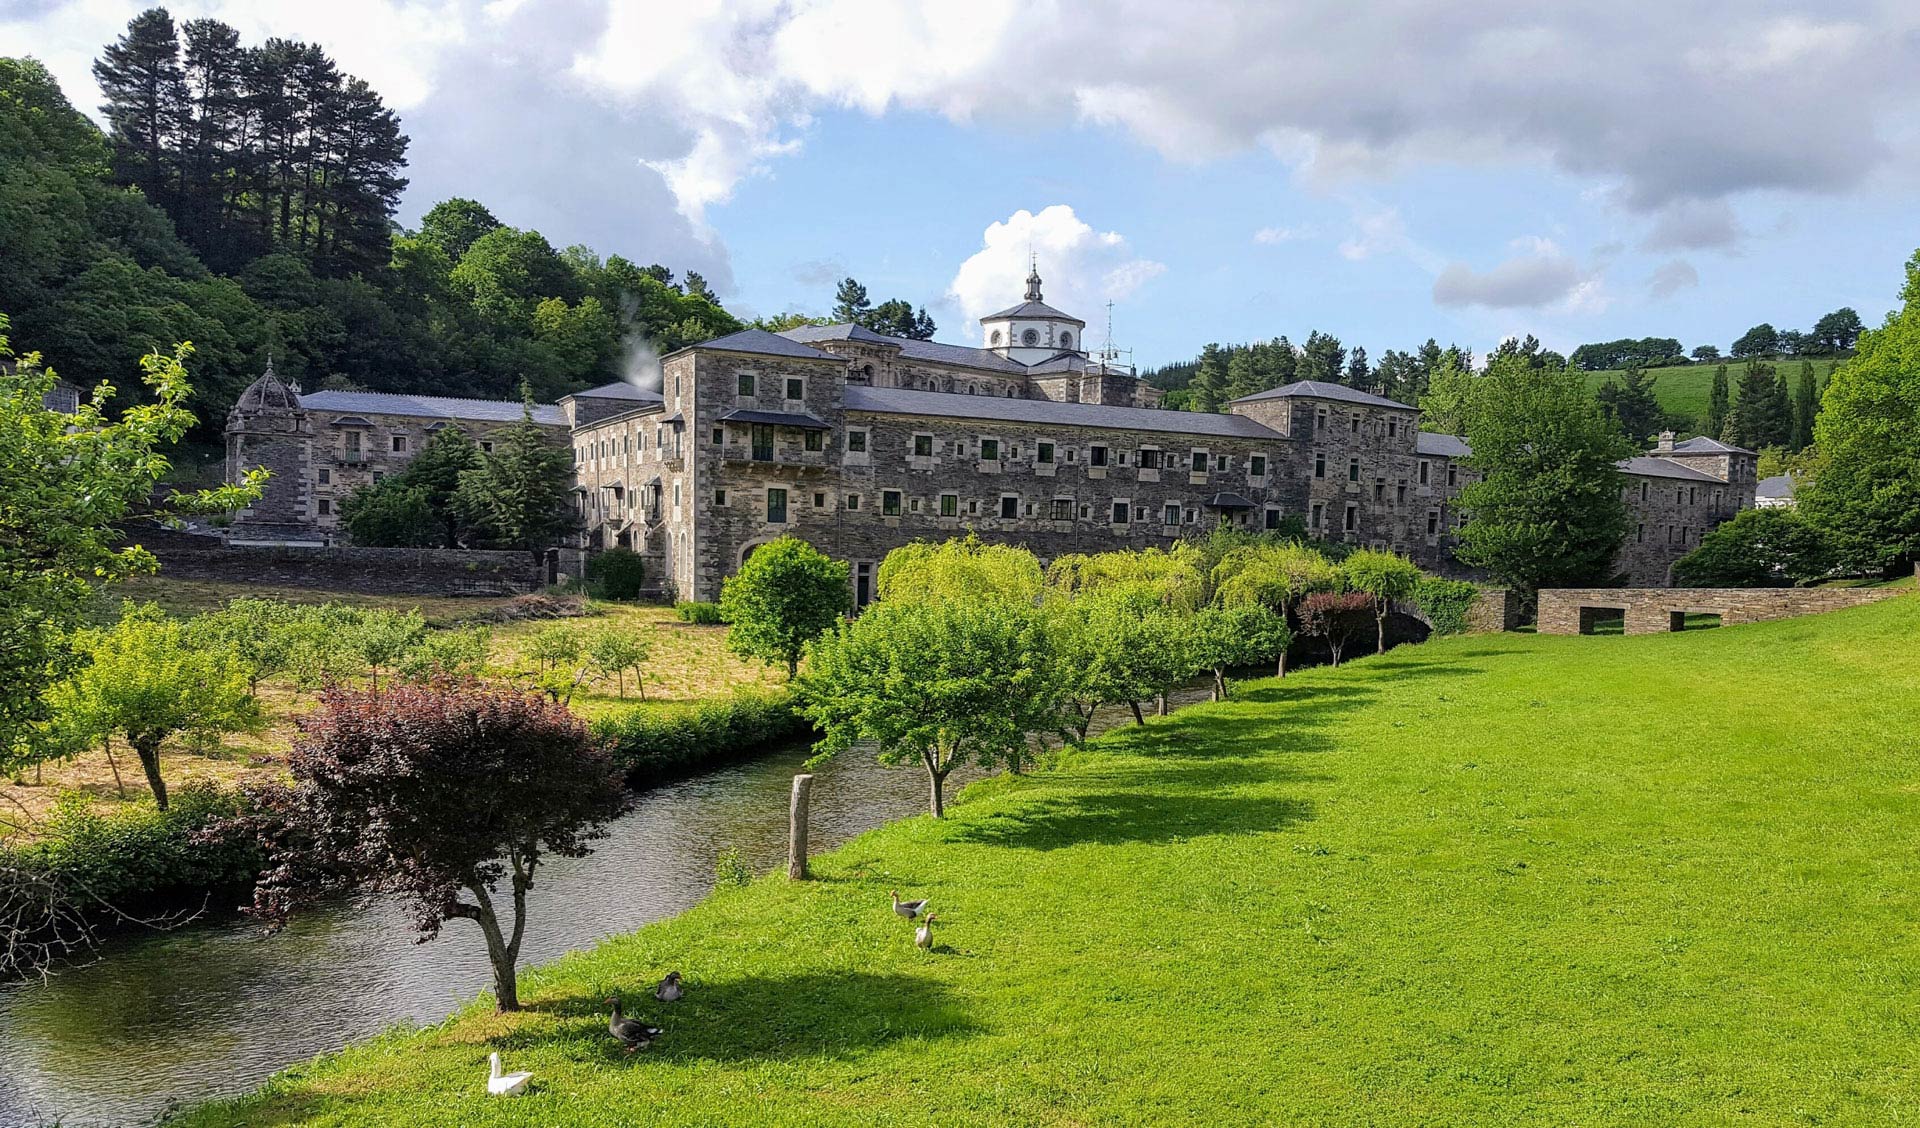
left=1641, top=199, right=1746, bottom=252
left=1432, top=237, right=1597, bottom=311
left=1253, top=225, right=1309, bottom=245
left=947, top=206, right=1164, bottom=345
left=1648, top=259, right=1700, bottom=299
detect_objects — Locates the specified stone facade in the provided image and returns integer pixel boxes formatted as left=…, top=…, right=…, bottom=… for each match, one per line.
left=223, top=273, right=1756, bottom=601
left=1537, top=578, right=1913, bottom=635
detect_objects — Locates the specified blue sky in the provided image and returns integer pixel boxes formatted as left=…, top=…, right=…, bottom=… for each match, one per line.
left=8, top=1, right=1918, bottom=368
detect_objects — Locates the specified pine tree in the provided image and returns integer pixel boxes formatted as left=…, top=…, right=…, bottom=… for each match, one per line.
left=1344, top=346, right=1371, bottom=391
left=1729, top=360, right=1790, bottom=449
left=94, top=8, right=187, bottom=206
left=1224, top=347, right=1258, bottom=401
left=1595, top=363, right=1662, bottom=444
left=1299, top=330, right=1345, bottom=382
left=1706, top=363, right=1730, bottom=439
left=832, top=278, right=871, bottom=324
left=456, top=388, right=578, bottom=565
left=1790, top=361, right=1818, bottom=452
left=1190, top=343, right=1229, bottom=412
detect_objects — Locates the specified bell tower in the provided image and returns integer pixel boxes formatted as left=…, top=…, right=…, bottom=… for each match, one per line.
left=979, top=258, right=1088, bottom=364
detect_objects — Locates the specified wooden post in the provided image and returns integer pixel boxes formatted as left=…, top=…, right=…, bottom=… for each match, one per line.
left=788, top=773, right=813, bottom=880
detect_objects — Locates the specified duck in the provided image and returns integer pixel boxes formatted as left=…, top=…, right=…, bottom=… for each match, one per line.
left=487, top=1051, right=531, bottom=1097
left=891, top=889, right=930, bottom=920
left=606, top=996, right=664, bottom=1053
left=653, top=971, right=683, bottom=1003
left=915, top=913, right=938, bottom=950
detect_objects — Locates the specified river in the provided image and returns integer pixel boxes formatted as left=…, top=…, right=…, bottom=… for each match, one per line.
left=0, top=692, right=1202, bottom=1128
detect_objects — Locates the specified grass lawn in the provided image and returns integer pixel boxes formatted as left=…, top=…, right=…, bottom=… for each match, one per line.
left=1578, top=358, right=1842, bottom=431
left=173, top=594, right=1920, bottom=1126
left=2, top=580, right=780, bottom=829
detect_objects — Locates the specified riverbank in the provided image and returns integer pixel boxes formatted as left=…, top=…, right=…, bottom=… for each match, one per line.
left=171, top=595, right=1920, bottom=1126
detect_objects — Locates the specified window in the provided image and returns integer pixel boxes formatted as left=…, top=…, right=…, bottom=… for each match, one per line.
left=751, top=424, right=774, bottom=462
left=882, top=490, right=902, bottom=516
left=981, top=438, right=1001, bottom=461
left=1310, top=502, right=1324, bottom=529
left=785, top=377, right=803, bottom=400
left=1314, top=453, right=1326, bottom=478
left=1374, top=483, right=1385, bottom=503
left=940, top=493, right=958, bottom=517
left=715, top=489, right=728, bottom=506
left=1396, top=483, right=1408, bottom=504
left=712, top=427, right=724, bottom=446
left=1636, top=523, right=1645, bottom=543
left=989, top=329, right=1003, bottom=345
left=1190, top=450, right=1208, bottom=472
left=1089, top=444, right=1108, bottom=467
left=1022, top=328, right=1039, bottom=346
left=968, top=500, right=980, bottom=515
left=911, top=498, right=922, bottom=513
left=317, top=498, right=332, bottom=516
left=767, top=488, right=787, bottom=523
left=1448, top=465, right=1458, bottom=487
left=847, top=429, right=868, bottom=453
left=1111, top=500, right=1130, bottom=524
left=1051, top=498, right=1073, bottom=520
left=1216, top=455, right=1228, bottom=472
left=1139, top=448, right=1161, bottom=470
left=1315, top=407, right=1328, bottom=432
left=345, top=431, right=362, bottom=453
left=1060, top=332, right=1072, bottom=349
left=317, top=468, right=331, bottom=485
left=1688, top=486, right=1697, bottom=505
left=1418, top=460, right=1430, bottom=485
left=371, top=471, right=384, bottom=483
left=481, top=440, right=494, bottom=454
left=913, top=433, right=933, bottom=457
left=1000, top=495, right=1019, bottom=519
left=391, top=434, right=407, bottom=453
left=1117, top=451, right=1128, bottom=466
left=1264, top=509, right=1282, bottom=530
left=1350, top=414, right=1361, bottom=435
left=1250, top=455, right=1266, bottom=477
left=1387, top=420, right=1398, bottom=439
left=1348, top=457, right=1360, bottom=482
left=804, top=430, right=823, bottom=452
left=738, top=373, right=755, bottom=396
left=1427, top=510, right=1440, bottom=536
left=1163, top=502, right=1181, bottom=525
left=1344, top=503, right=1358, bottom=532
left=1038, top=441, right=1055, bottom=464
left=847, top=493, right=862, bottom=511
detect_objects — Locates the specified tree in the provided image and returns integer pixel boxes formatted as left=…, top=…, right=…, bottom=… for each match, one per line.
left=1728, top=360, right=1791, bottom=449
left=1790, top=361, right=1819, bottom=452
left=397, top=425, right=483, bottom=546
left=418, top=199, right=501, bottom=264
left=1072, top=586, right=1200, bottom=723
left=1801, top=250, right=1920, bottom=572
left=1692, top=345, right=1721, bottom=362
left=1453, top=354, right=1633, bottom=597
left=1418, top=353, right=1476, bottom=435
left=799, top=599, right=1061, bottom=817
left=1672, top=508, right=1835, bottom=587
left=1706, top=363, right=1730, bottom=439
left=1595, top=363, right=1663, bottom=445
left=1341, top=548, right=1422, bottom=654
left=588, top=627, right=652, bottom=699
left=338, top=479, right=436, bottom=547
left=1343, top=346, right=1371, bottom=392
left=1189, top=603, right=1291, bottom=700
left=0, top=321, right=261, bottom=773
left=831, top=278, right=871, bottom=324
left=93, top=7, right=186, bottom=207
left=1298, top=330, right=1346, bottom=383
left=1211, top=540, right=1340, bottom=675
left=585, top=547, right=648, bottom=600
left=49, top=604, right=259, bottom=810
left=1189, top=343, right=1230, bottom=412
left=349, top=609, right=426, bottom=694
left=1731, top=323, right=1780, bottom=358
left=1810, top=308, right=1863, bottom=354
left=876, top=535, right=1044, bottom=606
left=720, top=537, right=849, bottom=679
left=239, top=680, right=629, bottom=1011
left=1297, top=591, right=1373, bottom=667
left=456, top=390, right=576, bottom=566
left=187, top=598, right=302, bottom=693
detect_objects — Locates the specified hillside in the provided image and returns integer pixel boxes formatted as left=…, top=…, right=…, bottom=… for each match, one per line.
left=177, top=594, right=1920, bottom=1127
left=1579, top=358, right=1843, bottom=433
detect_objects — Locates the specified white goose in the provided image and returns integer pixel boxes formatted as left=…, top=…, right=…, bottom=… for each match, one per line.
left=487, top=1051, right=532, bottom=1097
left=892, top=890, right=930, bottom=920
left=915, top=913, right=939, bottom=950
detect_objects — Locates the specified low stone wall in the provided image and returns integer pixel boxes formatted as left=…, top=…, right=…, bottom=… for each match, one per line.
left=136, top=536, right=586, bottom=596
left=1537, top=580, right=1911, bottom=636
left=1467, top=588, right=1521, bottom=633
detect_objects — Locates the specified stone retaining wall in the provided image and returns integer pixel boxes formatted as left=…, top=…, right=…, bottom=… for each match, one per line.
left=1537, top=577, right=1912, bottom=635
left=137, top=537, right=586, bottom=596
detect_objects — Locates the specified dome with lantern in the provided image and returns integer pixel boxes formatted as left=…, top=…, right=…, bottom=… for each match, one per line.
left=979, top=260, right=1086, bottom=364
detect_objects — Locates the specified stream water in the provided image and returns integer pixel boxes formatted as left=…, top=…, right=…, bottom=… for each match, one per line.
left=0, top=691, right=1203, bottom=1128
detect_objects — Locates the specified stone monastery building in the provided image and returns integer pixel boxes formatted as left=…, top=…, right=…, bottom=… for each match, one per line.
left=226, top=266, right=1754, bottom=600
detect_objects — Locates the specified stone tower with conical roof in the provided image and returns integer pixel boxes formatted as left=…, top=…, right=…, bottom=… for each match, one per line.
left=225, top=360, right=324, bottom=544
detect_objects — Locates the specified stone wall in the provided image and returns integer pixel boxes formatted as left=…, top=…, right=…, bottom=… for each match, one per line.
left=143, top=542, right=584, bottom=595
left=1537, top=580, right=1912, bottom=635
left=1613, top=471, right=1747, bottom=586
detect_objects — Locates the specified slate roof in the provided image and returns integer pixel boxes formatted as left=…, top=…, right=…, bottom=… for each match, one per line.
left=1620, top=456, right=1724, bottom=482
left=1756, top=474, right=1796, bottom=499
left=842, top=385, right=1284, bottom=439
left=982, top=299, right=1085, bottom=324
left=716, top=407, right=830, bottom=431
left=1415, top=432, right=1471, bottom=458
left=565, top=381, right=663, bottom=403
left=679, top=328, right=840, bottom=362
left=1204, top=492, right=1257, bottom=509
left=781, top=323, right=1031, bottom=375
left=298, top=390, right=567, bottom=426
left=1229, top=380, right=1416, bottom=410
left=1668, top=435, right=1755, bottom=455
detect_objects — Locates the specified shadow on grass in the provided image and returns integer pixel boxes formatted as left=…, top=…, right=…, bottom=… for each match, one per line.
left=951, top=790, right=1314, bottom=850
left=523, top=971, right=977, bottom=1063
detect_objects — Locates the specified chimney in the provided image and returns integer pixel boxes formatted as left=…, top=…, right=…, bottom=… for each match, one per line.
left=1656, top=430, right=1675, bottom=453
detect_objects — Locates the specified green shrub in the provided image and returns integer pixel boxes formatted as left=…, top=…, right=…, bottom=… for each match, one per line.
left=593, top=690, right=811, bottom=789
left=1413, top=577, right=1483, bottom=636
left=585, top=549, right=648, bottom=600
left=713, top=846, right=752, bottom=888
left=675, top=601, right=726, bottom=625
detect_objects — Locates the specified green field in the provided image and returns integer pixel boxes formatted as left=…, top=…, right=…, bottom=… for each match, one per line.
left=1579, top=358, right=1843, bottom=433
left=175, top=595, right=1920, bottom=1127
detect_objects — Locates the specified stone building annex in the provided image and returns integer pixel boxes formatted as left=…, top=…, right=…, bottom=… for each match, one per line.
left=225, top=266, right=1755, bottom=601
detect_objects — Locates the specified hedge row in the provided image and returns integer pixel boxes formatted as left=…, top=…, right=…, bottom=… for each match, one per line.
left=592, top=690, right=813, bottom=789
